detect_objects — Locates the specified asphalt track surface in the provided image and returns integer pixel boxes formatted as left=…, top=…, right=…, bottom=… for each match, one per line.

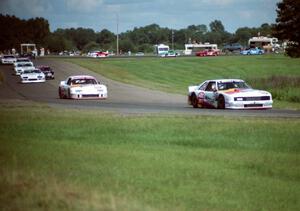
left=1, top=58, right=300, bottom=118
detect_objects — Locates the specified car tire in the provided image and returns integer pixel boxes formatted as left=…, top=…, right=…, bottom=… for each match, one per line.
left=217, top=95, right=225, bottom=109
left=68, top=88, right=71, bottom=98
left=191, top=94, right=199, bottom=108
left=58, top=87, right=64, bottom=99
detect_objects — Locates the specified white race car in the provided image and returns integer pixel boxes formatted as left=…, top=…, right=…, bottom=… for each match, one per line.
left=188, top=79, right=273, bottom=109
left=15, top=57, right=31, bottom=63
left=1, top=55, right=17, bottom=64
left=14, top=62, right=35, bottom=75
left=58, top=75, right=108, bottom=99
left=20, top=69, right=45, bottom=83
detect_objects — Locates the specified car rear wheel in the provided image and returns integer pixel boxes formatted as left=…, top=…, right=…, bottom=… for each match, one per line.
left=68, top=88, right=71, bottom=98
left=217, top=95, right=225, bottom=109
left=58, top=87, right=64, bottom=99
left=191, top=94, right=199, bottom=108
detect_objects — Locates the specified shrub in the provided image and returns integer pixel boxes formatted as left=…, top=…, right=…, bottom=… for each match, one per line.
left=247, top=75, right=300, bottom=103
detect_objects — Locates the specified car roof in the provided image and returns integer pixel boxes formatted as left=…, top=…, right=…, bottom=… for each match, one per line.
left=17, top=57, right=30, bottom=60
left=16, top=61, right=33, bottom=64
left=37, top=65, right=50, bottom=68
left=206, top=79, right=245, bottom=83
left=69, top=75, right=96, bottom=80
left=23, top=69, right=40, bottom=72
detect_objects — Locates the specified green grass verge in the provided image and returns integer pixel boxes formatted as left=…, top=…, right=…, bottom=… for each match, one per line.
left=1, top=102, right=299, bottom=210
left=61, top=54, right=300, bottom=102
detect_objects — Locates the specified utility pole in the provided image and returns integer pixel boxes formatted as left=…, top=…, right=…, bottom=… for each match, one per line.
left=172, top=30, right=174, bottom=50
left=116, top=14, right=119, bottom=56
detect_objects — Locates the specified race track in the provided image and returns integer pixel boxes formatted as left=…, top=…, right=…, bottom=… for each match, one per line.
left=1, top=58, right=299, bottom=118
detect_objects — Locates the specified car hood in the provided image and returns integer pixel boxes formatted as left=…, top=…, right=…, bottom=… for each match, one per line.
left=16, top=66, right=35, bottom=70
left=219, top=88, right=271, bottom=97
left=21, top=73, right=44, bottom=77
left=70, top=84, right=106, bottom=90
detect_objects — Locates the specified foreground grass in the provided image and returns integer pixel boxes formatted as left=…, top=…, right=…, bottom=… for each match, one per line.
left=0, top=102, right=299, bottom=210
left=62, top=54, right=300, bottom=105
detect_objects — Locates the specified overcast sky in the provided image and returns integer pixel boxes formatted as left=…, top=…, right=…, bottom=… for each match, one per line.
left=0, top=0, right=280, bottom=33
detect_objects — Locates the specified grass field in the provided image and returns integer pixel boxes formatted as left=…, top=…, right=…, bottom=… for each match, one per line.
left=1, top=101, right=299, bottom=210
left=62, top=54, right=300, bottom=108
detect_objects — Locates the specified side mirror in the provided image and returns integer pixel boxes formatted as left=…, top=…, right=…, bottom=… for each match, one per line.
left=60, top=81, right=66, bottom=86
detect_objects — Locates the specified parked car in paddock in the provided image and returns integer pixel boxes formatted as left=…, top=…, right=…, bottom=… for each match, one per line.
left=20, top=69, right=45, bottom=83
left=160, top=50, right=179, bottom=57
left=1, top=55, right=17, bottom=64
left=223, top=43, right=243, bottom=52
left=58, top=75, right=108, bottom=99
left=188, top=79, right=273, bottom=109
left=196, top=49, right=220, bottom=57
left=37, top=66, right=54, bottom=79
left=14, top=62, right=35, bottom=75
left=87, top=51, right=109, bottom=58
left=135, top=52, right=145, bottom=56
left=240, top=47, right=264, bottom=55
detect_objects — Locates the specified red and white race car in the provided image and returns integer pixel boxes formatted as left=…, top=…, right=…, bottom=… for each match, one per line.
left=188, top=79, right=273, bottom=109
left=196, top=49, right=220, bottom=57
left=88, top=51, right=109, bottom=58
left=58, top=75, right=107, bottom=99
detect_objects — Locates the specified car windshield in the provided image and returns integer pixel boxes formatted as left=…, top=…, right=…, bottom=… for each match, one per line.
left=18, top=63, right=32, bottom=67
left=17, top=58, right=30, bottom=62
left=23, top=70, right=32, bottom=74
left=71, top=78, right=97, bottom=85
left=4, top=55, right=15, bottom=59
left=217, top=81, right=250, bottom=90
left=33, top=70, right=41, bottom=73
left=40, top=67, right=50, bottom=71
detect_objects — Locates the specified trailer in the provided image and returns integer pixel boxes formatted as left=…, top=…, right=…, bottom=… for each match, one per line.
left=20, top=43, right=37, bottom=57
left=184, top=43, right=219, bottom=55
left=248, top=37, right=280, bottom=52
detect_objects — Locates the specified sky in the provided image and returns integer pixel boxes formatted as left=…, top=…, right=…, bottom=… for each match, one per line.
left=0, top=0, right=280, bottom=33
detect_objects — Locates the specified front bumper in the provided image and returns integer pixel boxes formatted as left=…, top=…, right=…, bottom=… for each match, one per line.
left=225, top=100, right=273, bottom=109
left=21, top=78, right=46, bottom=83
left=69, top=92, right=107, bottom=99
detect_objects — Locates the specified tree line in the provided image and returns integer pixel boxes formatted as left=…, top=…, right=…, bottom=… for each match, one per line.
left=0, top=14, right=273, bottom=53
left=0, top=0, right=299, bottom=57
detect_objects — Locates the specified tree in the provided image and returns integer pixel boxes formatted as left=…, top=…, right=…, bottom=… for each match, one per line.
left=45, top=34, right=73, bottom=53
left=234, top=27, right=256, bottom=46
left=96, top=29, right=115, bottom=46
left=259, top=23, right=273, bottom=36
left=119, top=38, right=135, bottom=53
left=82, top=41, right=101, bottom=53
left=0, top=15, right=50, bottom=52
left=274, top=0, right=300, bottom=57
left=209, top=20, right=225, bottom=33
left=207, top=20, right=232, bottom=45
